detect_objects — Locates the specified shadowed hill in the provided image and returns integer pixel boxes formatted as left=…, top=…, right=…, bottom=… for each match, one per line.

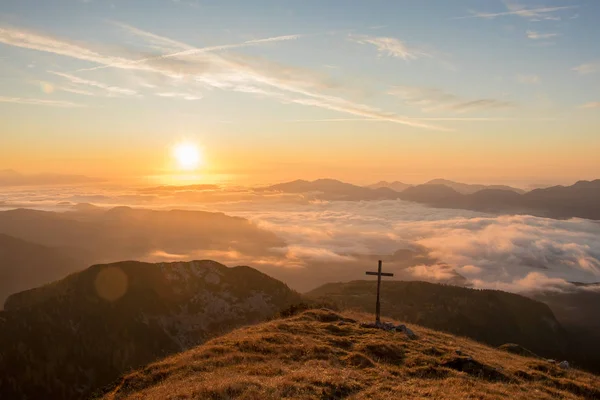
left=100, top=309, right=600, bottom=400
left=0, top=260, right=301, bottom=400
left=530, top=286, right=600, bottom=373
left=0, top=234, right=83, bottom=307
left=306, top=281, right=568, bottom=361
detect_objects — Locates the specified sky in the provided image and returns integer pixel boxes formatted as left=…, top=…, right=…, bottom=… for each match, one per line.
left=1, top=0, right=599, bottom=186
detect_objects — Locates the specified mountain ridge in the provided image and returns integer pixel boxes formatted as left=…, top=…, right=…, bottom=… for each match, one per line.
left=264, top=178, right=600, bottom=220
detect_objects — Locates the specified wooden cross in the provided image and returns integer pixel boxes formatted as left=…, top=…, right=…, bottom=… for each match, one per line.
left=365, top=260, right=394, bottom=324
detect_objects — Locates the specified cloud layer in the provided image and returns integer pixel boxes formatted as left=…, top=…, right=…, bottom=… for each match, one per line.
left=2, top=185, right=598, bottom=293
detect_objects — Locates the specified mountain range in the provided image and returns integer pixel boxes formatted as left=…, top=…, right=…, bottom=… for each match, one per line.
left=0, top=260, right=301, bottom=400
left=264, top=178, right=600, bottom=220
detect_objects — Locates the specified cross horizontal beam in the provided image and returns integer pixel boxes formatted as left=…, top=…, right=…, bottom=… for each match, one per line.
left=365, top=272, right=394, bottom=277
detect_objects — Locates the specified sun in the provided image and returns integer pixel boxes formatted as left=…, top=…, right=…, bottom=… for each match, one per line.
left=173, top=142, right=203, bottom=171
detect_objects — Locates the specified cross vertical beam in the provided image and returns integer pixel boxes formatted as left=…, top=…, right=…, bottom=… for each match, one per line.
left=365, top=260, right=394, bottom=324
left=375, top=260, right=382, bottom=322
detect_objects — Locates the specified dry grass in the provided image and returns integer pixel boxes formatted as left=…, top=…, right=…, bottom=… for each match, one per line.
left=100, top=309, right=600, bottom=400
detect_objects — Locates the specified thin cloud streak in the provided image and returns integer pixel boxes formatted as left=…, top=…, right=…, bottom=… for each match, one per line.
left=0, top=26, right=129, bottom=67
left=0, top=96, right=82, bottom=107
left=349, top=34, right=430, bottom=60
left=573, top=62, right=600, bottom=75
left=454, top=4, right=576, bottom=20
left=389, top=86, right=515, bottom=114
left=76, top=25, right=304, bottom=73
left=285, top=117, right=552, bottom=122
left=527, top=31, right=559, bottom=40
left=52, top=71, right=138, bottom=96
left=580, top=102, right=600, bottom=109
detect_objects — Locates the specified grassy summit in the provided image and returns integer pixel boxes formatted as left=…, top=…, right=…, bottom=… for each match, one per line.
left=101, top=309, right=600, bottom=400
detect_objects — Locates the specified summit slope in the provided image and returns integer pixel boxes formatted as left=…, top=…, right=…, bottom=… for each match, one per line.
left=101, top=309, right=600, bottom=400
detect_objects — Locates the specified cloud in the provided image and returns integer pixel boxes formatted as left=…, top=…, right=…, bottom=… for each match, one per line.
left=82, top=22, right=304, bottom=73
left=0, top=26, right=129, bottom=67
left=2, top=186, right=600, bottom=293
left=349, top=35, right=430, bottom=60
left=580, top=102, right=600, bottom=109
left=407, top=264, right=459, bottom=282
left=232, top=202, right=600, bottom=291
left=572, top=62, right=600, bottom=75
left=517, top=74, right=541, bottom=84
left=0, top=96, right=82, bottom=108
left=0, top=23, right=447, bottom=131
left=471, top=272, right=573, bottom=293
left=389, top=86, right=515, bottom=114
left=155, top=92, right=202, bottom=100
left=455, top=2, right=576, bottom=20
left=52, top=71, right=138, bottom=96
left=285, top=117, right=529, bottom=123
left=526, top=30, right=559, bottom=40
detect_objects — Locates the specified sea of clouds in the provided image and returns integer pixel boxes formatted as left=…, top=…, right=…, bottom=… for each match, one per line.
left=2, top=184, right=599, bottom=293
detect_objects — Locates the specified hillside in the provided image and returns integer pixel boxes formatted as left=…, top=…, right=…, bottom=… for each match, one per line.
left=100, top=308, right=600, bottom=400
left=531, top=286, right=600, bottom=372
left=522, top=180, right=600, bottom=219
left=306, top=281, right=568, bottom=361
left=0, top=234, right=82, bottom=307
left=0, top=260, right=301, bottom=400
